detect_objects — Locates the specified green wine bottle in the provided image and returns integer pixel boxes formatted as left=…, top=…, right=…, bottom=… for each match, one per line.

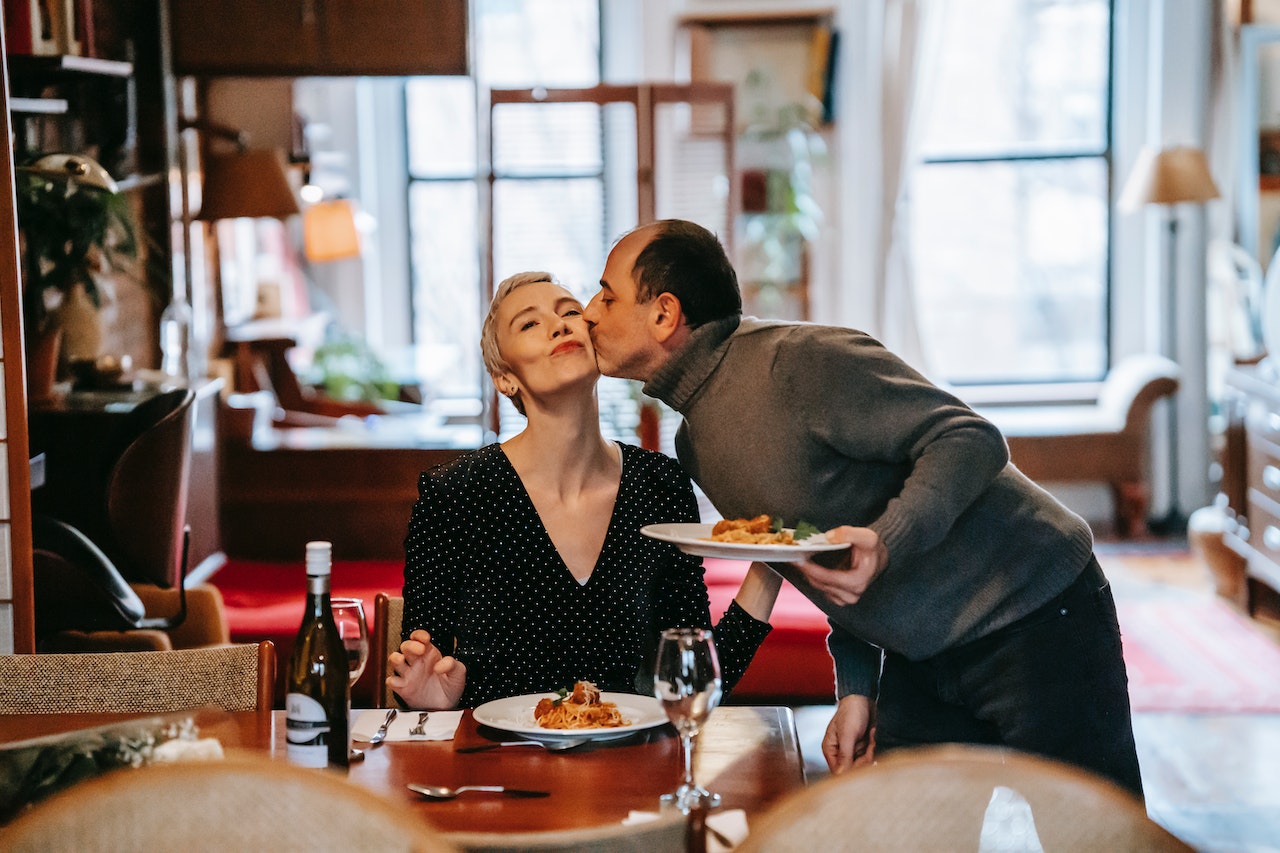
left=285, top=540, right=350, bottom=767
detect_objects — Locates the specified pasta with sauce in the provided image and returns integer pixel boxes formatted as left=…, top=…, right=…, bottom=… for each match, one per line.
left=534, top=681, right=630, bottom=729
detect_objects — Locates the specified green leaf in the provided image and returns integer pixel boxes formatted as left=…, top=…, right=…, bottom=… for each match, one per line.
left=794, top=521, right=821, bottom=540
left=771, top=516, right=784, bottom=534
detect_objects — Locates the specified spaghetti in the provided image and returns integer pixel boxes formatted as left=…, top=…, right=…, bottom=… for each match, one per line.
left=534, top=681, right=630, bottom=730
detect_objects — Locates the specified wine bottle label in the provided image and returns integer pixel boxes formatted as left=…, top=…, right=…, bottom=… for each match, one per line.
left=286, top=692, right=331, bottom=768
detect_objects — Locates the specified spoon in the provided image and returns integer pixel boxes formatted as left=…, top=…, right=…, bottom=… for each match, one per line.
left=455, top=738, right=589, bottom=753
left=407, top=783, right=550, bottom=799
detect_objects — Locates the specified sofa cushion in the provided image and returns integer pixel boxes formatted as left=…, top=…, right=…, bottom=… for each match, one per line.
left=703, top=559, right=835, bottom=701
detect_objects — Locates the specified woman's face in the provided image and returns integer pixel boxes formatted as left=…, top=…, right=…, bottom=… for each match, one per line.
left=493, top=280, right=599, bottom=407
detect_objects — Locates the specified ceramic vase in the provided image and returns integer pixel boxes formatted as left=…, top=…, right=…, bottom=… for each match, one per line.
left=55, top=282, right=103, bottom=366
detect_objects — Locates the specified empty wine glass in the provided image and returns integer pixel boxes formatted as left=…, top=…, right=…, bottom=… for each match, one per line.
left=330, top=598, right=369, bottom=688
left=654, top=627, right=723, bottom=812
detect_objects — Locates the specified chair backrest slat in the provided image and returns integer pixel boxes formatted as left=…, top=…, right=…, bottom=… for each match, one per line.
left=0, top=641, right=275, bottom=714
left=372, top=593, right=403, bottom=709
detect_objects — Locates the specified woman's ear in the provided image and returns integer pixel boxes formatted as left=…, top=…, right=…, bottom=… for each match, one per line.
left=492, top=372, right=519, bottom=398
left=651, top=292, right=685, bottom=344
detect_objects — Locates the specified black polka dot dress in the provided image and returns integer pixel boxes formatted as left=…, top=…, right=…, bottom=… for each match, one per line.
left=401, top=441, right=772, bottom=708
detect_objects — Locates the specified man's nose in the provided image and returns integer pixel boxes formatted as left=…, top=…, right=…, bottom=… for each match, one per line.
left=583, top=295, right=600, bottom=327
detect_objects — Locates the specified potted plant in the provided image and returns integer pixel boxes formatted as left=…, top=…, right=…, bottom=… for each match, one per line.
left=16, top=153, right=142, bottom=392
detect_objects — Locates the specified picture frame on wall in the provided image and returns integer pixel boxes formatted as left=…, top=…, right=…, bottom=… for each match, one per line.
left=679, top=9, right=837, bottom=134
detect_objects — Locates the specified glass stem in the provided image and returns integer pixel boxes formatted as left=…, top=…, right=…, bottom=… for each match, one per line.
left=682, top=733, right=695, bottom=789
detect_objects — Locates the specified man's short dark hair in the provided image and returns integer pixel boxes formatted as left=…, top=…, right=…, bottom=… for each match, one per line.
left=631, top=219, right=741, bottom=326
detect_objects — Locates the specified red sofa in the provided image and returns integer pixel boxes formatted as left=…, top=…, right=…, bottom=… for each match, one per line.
left=214, top=558, right=836, bottom=707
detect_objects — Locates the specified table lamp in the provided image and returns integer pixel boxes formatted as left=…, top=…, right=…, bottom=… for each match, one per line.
left=197, top=148, right=301, bottom=222
left=302, top=198, right=361, bottom=263
left=1119, top=144, right=1220, bottom=532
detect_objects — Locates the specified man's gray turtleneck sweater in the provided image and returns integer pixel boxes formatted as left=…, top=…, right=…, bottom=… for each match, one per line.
left=644, top=316, right=1095, bottom=697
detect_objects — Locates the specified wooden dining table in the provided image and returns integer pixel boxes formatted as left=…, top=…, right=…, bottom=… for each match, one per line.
left=0, top=704, right=806, bottom=842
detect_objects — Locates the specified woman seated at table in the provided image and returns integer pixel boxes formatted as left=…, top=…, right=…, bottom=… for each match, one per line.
left=387, top=271, right=781, bottom=710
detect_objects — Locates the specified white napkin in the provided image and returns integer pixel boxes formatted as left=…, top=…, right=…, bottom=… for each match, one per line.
left=351, top=709, right=463, bottom=742
left=623, top=808, right=748, bottom=851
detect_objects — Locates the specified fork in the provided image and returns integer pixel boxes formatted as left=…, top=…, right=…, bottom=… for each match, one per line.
left=408, top=711, right=430, bottom=737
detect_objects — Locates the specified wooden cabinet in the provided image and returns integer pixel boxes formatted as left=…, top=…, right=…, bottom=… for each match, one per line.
left=1221, top=364, right=1280, bottom=614
left=169, top=0, right=468, bottom=77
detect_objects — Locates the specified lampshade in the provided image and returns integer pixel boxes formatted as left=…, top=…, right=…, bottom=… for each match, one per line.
left=197, top=148, right=301, bottom=221
left=1119, top=145, right=1221, bottom=211
left=302, top=198, right=361, bottom=262
left=20, top=153, right=118, bottom=192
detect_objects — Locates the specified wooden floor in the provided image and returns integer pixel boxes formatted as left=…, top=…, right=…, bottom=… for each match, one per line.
left=791, top=543, right=1280, bottom=853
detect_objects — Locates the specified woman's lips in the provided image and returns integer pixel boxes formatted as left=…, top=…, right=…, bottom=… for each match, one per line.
left=551, top=340, right=585, bottom=356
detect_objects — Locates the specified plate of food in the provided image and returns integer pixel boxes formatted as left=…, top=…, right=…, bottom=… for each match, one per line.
left=641, top=516, right=851, bottom=562
left=472, top=682, right=668, bottom=743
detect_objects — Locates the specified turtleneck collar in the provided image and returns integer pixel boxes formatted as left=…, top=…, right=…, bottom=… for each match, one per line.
left=643, top=315, right=741, bottom=412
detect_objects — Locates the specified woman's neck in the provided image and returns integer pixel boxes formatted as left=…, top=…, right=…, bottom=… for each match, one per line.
left=501, top=394, right=618, bottom=495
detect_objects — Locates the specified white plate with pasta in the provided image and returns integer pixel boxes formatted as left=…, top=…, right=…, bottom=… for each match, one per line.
left=472, top=691, right=668, bottom=743
left=641, top=522, right=850, bottom=562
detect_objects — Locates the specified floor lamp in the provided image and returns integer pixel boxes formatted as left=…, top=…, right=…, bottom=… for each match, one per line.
left=1119, top=145, right=1220, bottom=533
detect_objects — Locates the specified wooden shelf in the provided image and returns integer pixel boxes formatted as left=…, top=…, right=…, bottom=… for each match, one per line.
left=1262, top=174, right=1280, bottom=192
left=6, top=54, right=133, bottom=79
left=678, top=7, right=834, bottom=27
left=10, top=97, right=68, bottom=115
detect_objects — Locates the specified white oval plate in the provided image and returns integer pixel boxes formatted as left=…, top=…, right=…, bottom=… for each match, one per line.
left=472, top=692, right=668, bottom=743
left=640, top=522, right=849, bottom=563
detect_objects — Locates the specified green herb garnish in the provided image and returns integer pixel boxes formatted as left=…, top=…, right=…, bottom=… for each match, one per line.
left=768, top=518, right=822, bottom=540
left=793, top=521, right=821, bottom=540
left=551, top=686, right=570, bottom=707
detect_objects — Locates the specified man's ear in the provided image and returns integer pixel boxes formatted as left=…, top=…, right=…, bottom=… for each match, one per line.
left=650, top=292, right=686, bottom=344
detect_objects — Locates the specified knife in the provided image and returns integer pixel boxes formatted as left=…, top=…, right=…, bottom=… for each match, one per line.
left=366, top=708, right=397, bottom=745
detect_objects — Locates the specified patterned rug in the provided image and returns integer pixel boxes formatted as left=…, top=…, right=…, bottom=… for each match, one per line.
left=1117, top=594, right=1280, bottom=713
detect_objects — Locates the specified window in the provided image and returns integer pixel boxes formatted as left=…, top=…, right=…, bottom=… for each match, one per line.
left=405, top=0, right=601, bottom=404
left=912, top=0, right=1113, bottom=385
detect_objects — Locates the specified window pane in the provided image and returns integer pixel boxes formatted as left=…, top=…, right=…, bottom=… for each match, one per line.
left=492, top=103, right=602, bottom=176
left=492, top=178, right=604, bottom=296
left=407, top=79, right=477, bottom=177
left=920, top=0, right=1110, bottom=157
left=912, top=158, right=1108, bottom=383
left=476, top=0, right=599, bottom=88
left=409, top=181, right=482, bottom=396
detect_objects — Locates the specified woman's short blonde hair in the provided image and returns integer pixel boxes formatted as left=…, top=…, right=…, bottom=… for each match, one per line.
left=480, top=271, right=557, bottom=415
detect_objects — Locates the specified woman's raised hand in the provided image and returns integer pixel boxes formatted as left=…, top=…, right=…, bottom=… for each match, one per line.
left=386, top=629, right=468, bottom=710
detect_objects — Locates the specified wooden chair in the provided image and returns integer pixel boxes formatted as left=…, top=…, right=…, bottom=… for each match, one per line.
left=0, top=641, right=276, bottom=714
left=737, top=744, right=1191, bottom=852
left=0, top=754, right=456, bottom=853
left=371, top=592, right=404, bottom=709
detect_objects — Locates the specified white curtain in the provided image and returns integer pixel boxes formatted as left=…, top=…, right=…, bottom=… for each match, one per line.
left=871, top=0, right=944, bottom=376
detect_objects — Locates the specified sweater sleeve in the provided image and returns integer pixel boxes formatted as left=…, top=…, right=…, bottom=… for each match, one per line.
left=401, top=467, right=465, bottom=660
left=827, top=619, right=883, bottom=699
left=783, top=329, right=1010, bottom=564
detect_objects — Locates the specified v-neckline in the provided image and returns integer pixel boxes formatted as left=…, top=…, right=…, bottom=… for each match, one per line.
left=495, top=441, right=625, bottom=587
